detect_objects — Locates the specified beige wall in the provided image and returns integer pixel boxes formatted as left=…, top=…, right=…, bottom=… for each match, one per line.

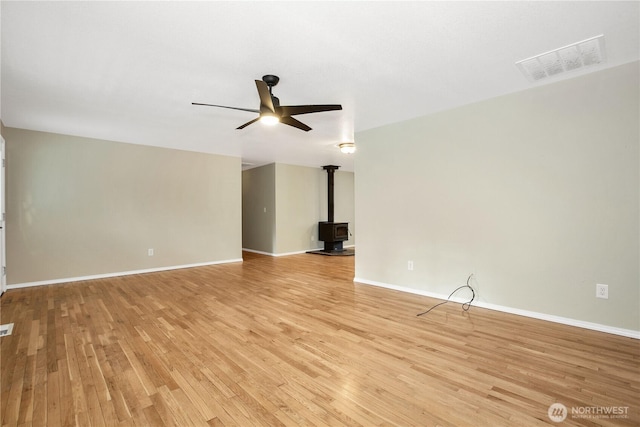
left=3, top=127, right=242, bottom=285
left=276, top=163, right=355, bottom=254
left=274, top=163, right=323, bottom=254
left=331, top=168, right=356, bottom=249
left=243, top=163, right=355, bottom=255
left=242, top=163, right=276, bottom=253
left=355, top=61, right=639, bottom=332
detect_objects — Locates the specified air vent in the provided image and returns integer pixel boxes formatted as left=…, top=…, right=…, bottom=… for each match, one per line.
left=0, top=323, right=14, bottom=337
left=516, top=35, right=606, bottom=82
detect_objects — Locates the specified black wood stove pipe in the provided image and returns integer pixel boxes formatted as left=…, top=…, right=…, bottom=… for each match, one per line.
left=322, top=165, right=340, bottom=223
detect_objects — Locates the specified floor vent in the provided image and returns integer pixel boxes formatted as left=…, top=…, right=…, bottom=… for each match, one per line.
left=516, top=35, right=606, bottom=82
left=0, top=323, right=14, bottom=337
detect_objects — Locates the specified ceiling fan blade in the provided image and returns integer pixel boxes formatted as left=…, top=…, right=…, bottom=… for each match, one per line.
left=192, top=102, right=259, bottom=113
left=280, top=116, right=312, bottom=132
left=279, top=104, right=342, bottom=117
left=236, top=117, right=261, bottom=130
left=255, top=80, right=275, bottom=113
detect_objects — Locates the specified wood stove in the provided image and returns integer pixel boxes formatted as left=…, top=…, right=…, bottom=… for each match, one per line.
left=318, top=221, right=349, bottom=251
left=318, top=165, right=349, bottom=253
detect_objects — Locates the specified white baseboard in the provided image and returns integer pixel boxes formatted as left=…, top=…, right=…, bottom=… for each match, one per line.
left=241, top=248, right=276, bottom=256
left=7, top=258, right=243, bottom=289
left=243, top=245, right=355, bottom=257
left=353, top=277, right=640, bottom=340
left=242, top=248, right=314, bottom=257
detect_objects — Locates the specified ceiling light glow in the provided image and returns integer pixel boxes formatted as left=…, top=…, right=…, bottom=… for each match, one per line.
left=339, top=142, right=356, bottom=154
left=260, top=114, right=279, bottom=126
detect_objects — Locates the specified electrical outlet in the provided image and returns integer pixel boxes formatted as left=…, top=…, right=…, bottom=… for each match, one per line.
left=407, top=260, right=414, bottom=271
left=596, top=283, right=608, bottom=299
left=148, top=248, right=154, bottom=257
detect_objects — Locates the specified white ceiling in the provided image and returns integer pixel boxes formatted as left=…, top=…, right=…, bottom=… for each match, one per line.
left=2, top=1, right=639, bottom=172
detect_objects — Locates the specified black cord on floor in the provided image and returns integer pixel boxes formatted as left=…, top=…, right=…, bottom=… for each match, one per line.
left=416, top=274, right=475, bottom=316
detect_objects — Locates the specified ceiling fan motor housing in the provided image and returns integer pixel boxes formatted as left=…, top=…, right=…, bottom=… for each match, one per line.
left=262, top=74, right=280, bottom=87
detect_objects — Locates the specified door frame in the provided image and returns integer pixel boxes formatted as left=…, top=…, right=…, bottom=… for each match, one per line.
left=1, top=135, right=6, bottom=295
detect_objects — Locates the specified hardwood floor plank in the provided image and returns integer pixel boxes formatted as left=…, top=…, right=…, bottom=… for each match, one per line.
left=63, top=334, right=91, bottom=427
left=31, top=343, right=48, bottom=427
left=83, top=384, right=106, bottom=427
left=55, top=359, right=74, bottom=427
left=16, top=354, right=35, bottom=426
left=148, top=390, right=179, bottom=427
left=158, top=386, right=209, bottom=427
left=1, top=252, right=639, bottom=426
left=45, top=370, right=60, bottom=427
left=140, top=404, right=167, bottom=427
left=169, top=370, right=217, bottom=421
left=103, top=374, right=132, bottom=423
left=3, top=347, right=27, bottom=427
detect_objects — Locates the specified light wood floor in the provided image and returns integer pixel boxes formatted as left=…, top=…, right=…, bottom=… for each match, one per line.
left=1, top=252, right=638, bottom=426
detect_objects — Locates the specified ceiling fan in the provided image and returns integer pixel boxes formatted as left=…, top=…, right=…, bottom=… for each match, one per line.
left=192, top=75, right=342, bottom=132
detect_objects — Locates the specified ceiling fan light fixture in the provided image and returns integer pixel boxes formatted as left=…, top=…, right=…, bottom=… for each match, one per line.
left=339, top=142, right=356, bottom=154
left=260, top=113, right=279, bottom=126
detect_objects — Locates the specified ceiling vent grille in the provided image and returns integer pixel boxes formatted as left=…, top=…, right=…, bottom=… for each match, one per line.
left=516, top=35, right=606, bottom=82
